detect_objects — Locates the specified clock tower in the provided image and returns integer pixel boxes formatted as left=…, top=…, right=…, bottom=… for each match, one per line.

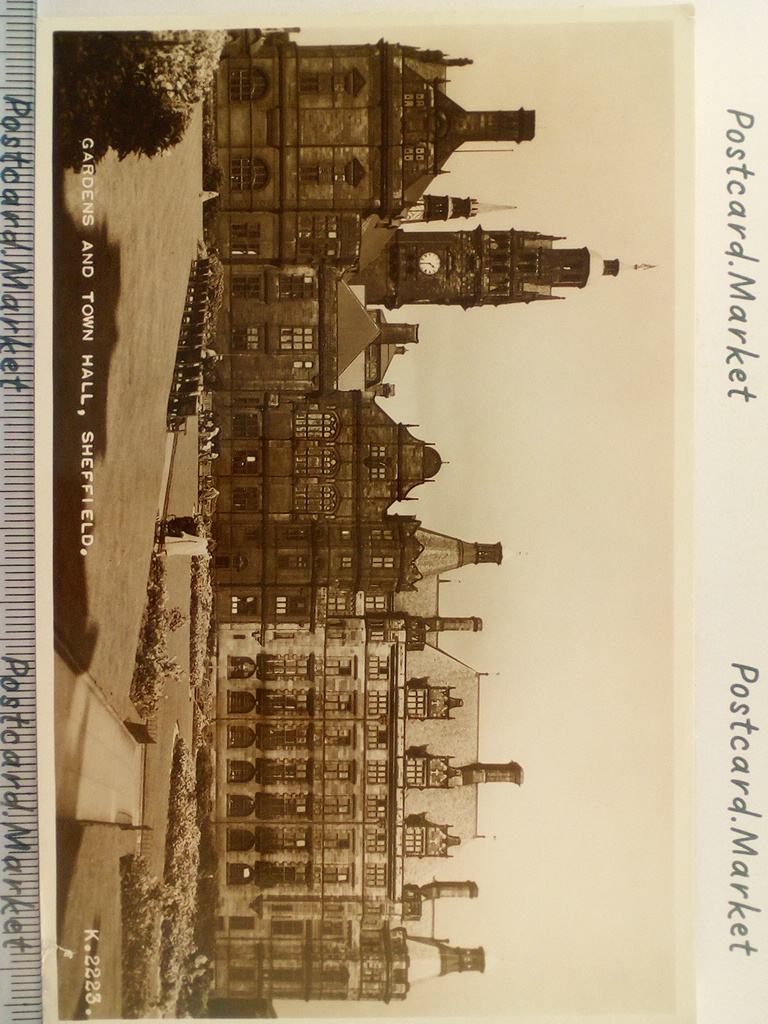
left=353, top=224, right=620, bottom=309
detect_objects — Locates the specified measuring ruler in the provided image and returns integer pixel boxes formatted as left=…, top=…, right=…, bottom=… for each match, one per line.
left=0, top=1, right=41, bottom=1023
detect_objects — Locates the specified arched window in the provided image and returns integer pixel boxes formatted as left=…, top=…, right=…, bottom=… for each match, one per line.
left=227, top=793, right=255, bottom=817
left=294, top=410, right=339, bottom=439
left=229, top=67, right=270, bottom=102
left=227, top=863, right=254, bottom=885
left=227, top=656, right=256, bottom=679
left=294, top=448, right=339, bottom=475
left=227, top=725, right=257, bottom=749
left=227, top=827, right=256, bottom=852
left=228, top=690, right=257, bottom=714
left=228, top=760, right=256, bottom=784
left=230, top=157, right=270, bottom=193
left=294, top=482, right=339, bottom=515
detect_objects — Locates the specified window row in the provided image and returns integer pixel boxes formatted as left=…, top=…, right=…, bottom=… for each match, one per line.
left=231, top=325, right=317, bottom=352
left=227, top=483, right=341, bottom=515
left=227, top=826, right=356, bottom=854
left=298, top=68, right=366, bottom=96
left=227, top=861, right=366, bottom=893
left=225, top=757, right=360, bottom=785
left=226, top=690, right=390, bottom=719
left=231, top=272, right=315, bottom=302
left=227, top=654, right=313, bottom=680
left=225, top=792, right=389, bottom=822
left=222, top=723, right=354, bottom=750
left=298, top=158, right=366, bottom=188
left=227, top=757, right=389, bottom=787
left=326, top=592, right=390, bottom=614
left=229, top=593, right=312, bottom=618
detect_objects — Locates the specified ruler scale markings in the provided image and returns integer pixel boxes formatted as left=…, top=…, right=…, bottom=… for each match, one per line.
left=0, top=1, right=40, bottom=1023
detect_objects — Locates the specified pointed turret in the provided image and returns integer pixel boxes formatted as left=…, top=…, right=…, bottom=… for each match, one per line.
left=405, top=933, right=486, bottom=980
left=414, top=528, right=502, bottom=579
left=458, top=759, right=524, bottom=786
left=434, top=92, right=535, bottom=169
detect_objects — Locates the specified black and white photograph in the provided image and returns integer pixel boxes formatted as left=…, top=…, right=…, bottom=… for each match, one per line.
left=38, top=7, right=697, bottom=1020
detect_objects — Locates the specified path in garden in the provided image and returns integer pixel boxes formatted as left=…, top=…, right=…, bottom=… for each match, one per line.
left=53, top=106, right=204, bottom=1019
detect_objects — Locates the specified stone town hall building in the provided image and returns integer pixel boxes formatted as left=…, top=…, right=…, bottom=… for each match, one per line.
left=207, top=28, right=615, bottom=1015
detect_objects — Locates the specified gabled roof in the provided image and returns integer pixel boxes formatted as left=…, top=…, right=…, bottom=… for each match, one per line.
left=336, top=280, right=381, bottom=374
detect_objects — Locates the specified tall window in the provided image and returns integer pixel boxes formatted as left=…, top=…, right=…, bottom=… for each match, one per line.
left=326, top=657, right=354, bottom=678
left=232, top=413, right=260, bottom=439
left=253, top=793, right=310, bottom=819
left=299, top=164, right=323, bottom=185
left=323, top=830, right=353, bottom=851
left=232, top=487, right=260, bottom=512
left=271, top=919, right=305, bottom=937
left=299, top=72, right=321, bottom=94
left=227, top=793, right=254, bottom=817
left=371, top=555, right=394, bottom=570
left=366, top=691, right=388, bottom=715
left=316, top=865, right=352, bottom=885
left=323, top=726, right=353, bottom=747
left=228, top=760, right=256, bottom=783
left=261, top=759, right=311, bottom=785
left=403, top=145, right=427, bottom=163
left=404, top=825, right=426, bottom=857
left=258, top=689, right=313, bottom=716
left=232, top=275, right=265, bottom=301
left=324, top=760, right=355, bottom=782
left=405, top=757, right=427, bottom=787
left=366, top=760, right=388, bottom=785
left=233, top=451, right=259, bottom=474
left=294, top=410, right=339, bottom=439
left=260, top=724, right=313, bottom=750
left=230, top=157, right=270, bottom=192
left=367, top=658, right=390, bottom=681
left=232, top=326, right=263, bottom=351
left=366, top=724, right=388, bottom=750
left=280, top=326, right=315, bottom=351
left=227, top=656, right=256, bottom=679
left=227, top=725, right=256, bottom=749
left=259, top=654, right=312, bottom=680
left=367, top=445, right=388, bottom=480
left=274, top=595, right=309, bottom=618
left=227, top=827, right=256, bottom=852
left=229, top=67, right=269, bottom=101
left=365, top=827, right=386, bottom=853
left=327, top=591, right=353, bottom=614
left=277, top=552, right=309, bottom=571
left=295, top=448, right=339, bottom=476
left=325, top=693, right=355, bottom=714
left=294, top=482, right=338, bottom=514
left=318, top=795, right=354, bottom=818
left=228, top=691, right=257, bottom=714
left=277, top=274, right=314, bottom=300
left=365, top=794, right=387, bottom=821
left=230, top=594, right=258, bottom=616
left=231, top=222, right=261, bottom=256
left=364, top=865, right=387, bottom=888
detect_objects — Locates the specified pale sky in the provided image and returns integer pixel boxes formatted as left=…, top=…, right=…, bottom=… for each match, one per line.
left=281, top=10, right=694, bottom=1020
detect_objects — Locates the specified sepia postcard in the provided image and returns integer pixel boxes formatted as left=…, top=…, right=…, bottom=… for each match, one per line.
left=27, top=1, right=763, bottom=1021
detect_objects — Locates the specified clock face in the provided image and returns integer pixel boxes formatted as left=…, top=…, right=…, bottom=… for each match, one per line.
left=418, top=251, right=441, bottom=276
